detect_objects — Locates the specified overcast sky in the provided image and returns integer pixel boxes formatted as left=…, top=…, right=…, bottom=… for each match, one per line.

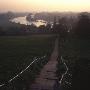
left=0, top=0, right=90, bottom=12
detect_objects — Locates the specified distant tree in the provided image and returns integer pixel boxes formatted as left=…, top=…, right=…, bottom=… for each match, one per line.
left=58, top=17, right=68, bottom=39
left=38, top=25, right=46, bottom=33
left=45, top=24, right=51, bottom=32
left=53, top=16, right=57, bottom=33
left=74, top=12, right=90, bottom=38
left=29, top=24, right=37, bottom=33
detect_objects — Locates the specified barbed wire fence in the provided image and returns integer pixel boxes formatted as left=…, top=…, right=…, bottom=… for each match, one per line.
left=0, top=55, right=48, bottom=90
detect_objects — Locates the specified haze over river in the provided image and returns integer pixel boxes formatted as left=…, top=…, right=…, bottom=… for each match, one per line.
left=11, top=16, right=47, bottom=27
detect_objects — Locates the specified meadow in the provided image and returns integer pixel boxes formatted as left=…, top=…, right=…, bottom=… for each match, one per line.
left=57, top=37, right=90, bottom=89
left=0, top=35, right=56, bottom=87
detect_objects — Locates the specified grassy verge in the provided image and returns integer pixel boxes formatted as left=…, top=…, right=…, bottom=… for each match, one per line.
left=57, top=36, right=90, bottom=89
left=0, top=35, right=56, bottom=89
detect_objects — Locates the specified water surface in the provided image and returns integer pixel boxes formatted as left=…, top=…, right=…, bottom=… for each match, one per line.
left=11, top=16, right=47, bottom=27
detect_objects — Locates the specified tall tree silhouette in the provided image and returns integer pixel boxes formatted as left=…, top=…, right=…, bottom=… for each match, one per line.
left=75, top=12, right=90, bottom=38
left=58, top=17, right=68, bottom=39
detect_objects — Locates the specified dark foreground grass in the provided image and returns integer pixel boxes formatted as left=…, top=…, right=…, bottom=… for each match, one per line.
left=58, top=37, right=90, bottom=90
left=0, top=35, right=56, bottom=86
left=61, top=38, right=90, bottom=58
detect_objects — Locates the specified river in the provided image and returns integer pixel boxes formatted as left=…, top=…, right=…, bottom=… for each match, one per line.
left=10, top=16, right=47, bottom=27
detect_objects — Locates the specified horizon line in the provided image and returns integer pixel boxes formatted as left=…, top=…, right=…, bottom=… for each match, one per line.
left=0, top=11, right=90, bottom=14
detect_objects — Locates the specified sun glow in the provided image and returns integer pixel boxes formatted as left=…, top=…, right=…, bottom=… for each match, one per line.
left=0, top=0, right=90, bottom=12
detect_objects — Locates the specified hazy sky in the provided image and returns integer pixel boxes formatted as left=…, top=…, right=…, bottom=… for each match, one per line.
left=0, top=0, right=90, bottom=12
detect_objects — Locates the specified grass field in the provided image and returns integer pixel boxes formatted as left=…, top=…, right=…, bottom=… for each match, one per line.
left=58, top=37, right=90, bottom=89
left=61, top=38, right=90, bottom=58
left=0, top=35, right=56, bottom=85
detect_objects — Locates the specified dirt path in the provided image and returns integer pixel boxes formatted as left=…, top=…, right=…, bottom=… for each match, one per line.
left=30, top=38, right=59, bottom=90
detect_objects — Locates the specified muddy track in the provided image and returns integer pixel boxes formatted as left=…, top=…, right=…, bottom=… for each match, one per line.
left=30, top=38, right=59, bottom=90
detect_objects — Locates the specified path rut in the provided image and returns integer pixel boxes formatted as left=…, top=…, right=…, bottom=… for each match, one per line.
left=30, top=38, right=59, bottom=90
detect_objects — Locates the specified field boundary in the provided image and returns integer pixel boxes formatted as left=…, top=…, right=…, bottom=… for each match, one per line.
left=0, top=55, right=46, bottom=88
left=59, top=56, right=69, bottom=84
